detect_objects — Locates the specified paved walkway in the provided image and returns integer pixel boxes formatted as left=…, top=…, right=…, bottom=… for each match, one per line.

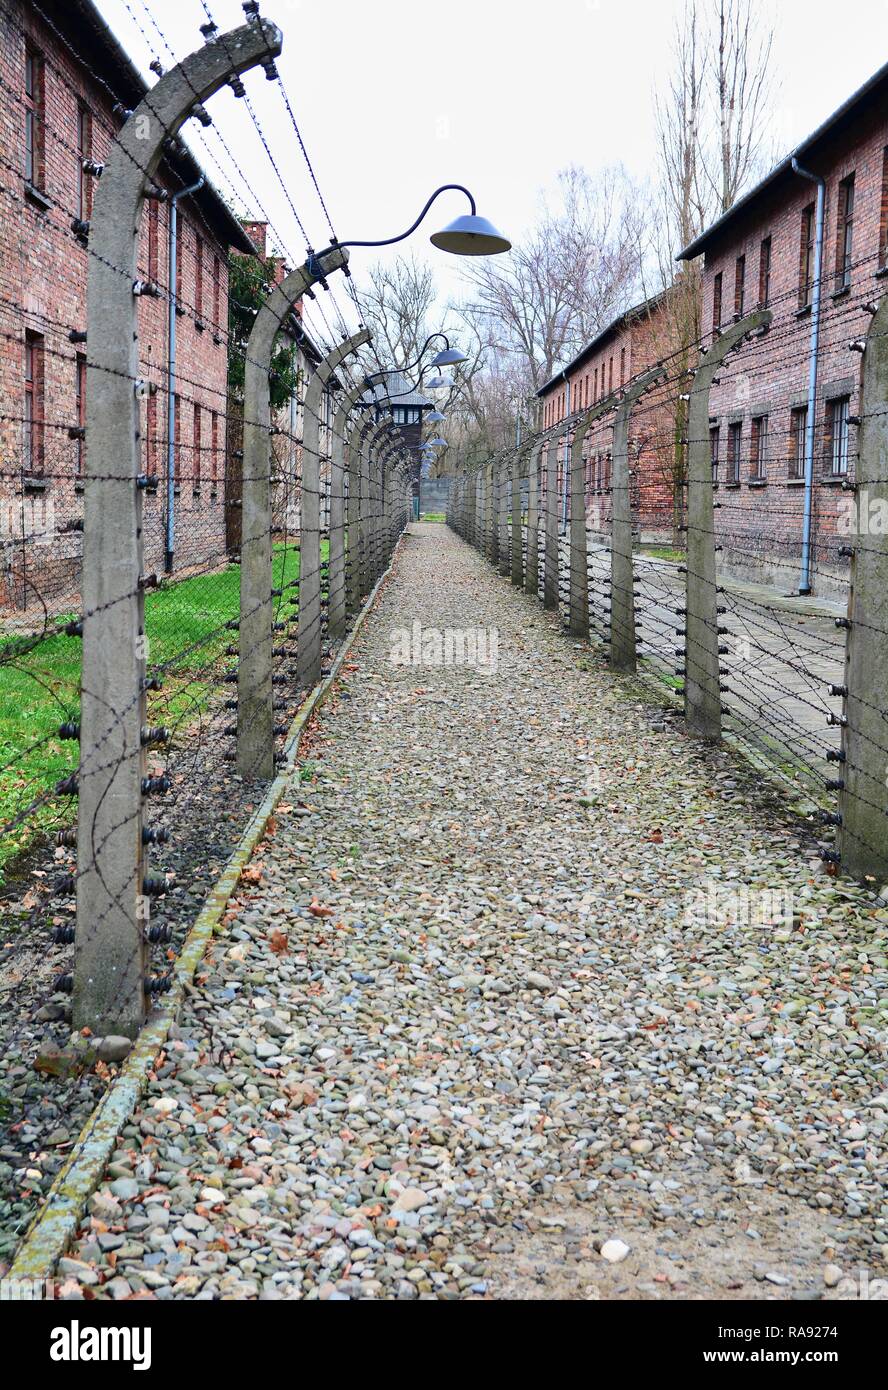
left=57, top=524, right=886, bottom=1300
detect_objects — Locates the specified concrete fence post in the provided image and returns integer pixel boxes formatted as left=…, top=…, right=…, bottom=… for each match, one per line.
left=239, top=248, right=348, bottom=774
left=525, top=436, right=545, bottom=600
left=511, top=448, right=524, bottom=587
left=329, top=363, right=372, bottom=637
left=74, top=19, right=282, bottom=1038
left=346, top=417, right=371, bottom=616
left=544, top=437, right=559, bottom=610
left=498, top=453, right=511, bottom=576
left=838, top=294, right=888, bottom=881
left=685, top=308, right=771, bottom=738
left=610, top=368, right=664, bottom=670
left=568, top=418, right=590, bottom=637
left=297, top=333, right=368, bottom=690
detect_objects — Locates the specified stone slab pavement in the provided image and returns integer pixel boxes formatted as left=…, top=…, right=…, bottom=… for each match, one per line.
left=53, top=523, right=887, bottom=1300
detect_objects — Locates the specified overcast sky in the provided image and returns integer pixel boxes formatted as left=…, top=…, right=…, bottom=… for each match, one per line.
left=95, top=0, right=886, bottom=356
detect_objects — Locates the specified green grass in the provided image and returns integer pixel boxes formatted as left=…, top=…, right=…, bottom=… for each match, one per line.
left=0, top=542, right=314, bottom=882
left=638, top=545, right=686, bottom=563
left=419, top=512, right=446, bottom=523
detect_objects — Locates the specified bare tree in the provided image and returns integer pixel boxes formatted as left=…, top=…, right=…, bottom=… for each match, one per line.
left=647, top=0, right=776, bottom=543
left=709, top=0, right=775, bottom=213
left=458, top=165, right=645, bottom=394
left=358, top=254, right=438, bottom=371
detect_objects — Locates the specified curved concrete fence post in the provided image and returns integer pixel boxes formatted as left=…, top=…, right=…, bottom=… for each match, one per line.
left=610, top=367, right=664, bottom=671
left=238, top=245, right=348, bottom=776
left=75, top=19, right=283, bottom=1038
left=685, top=308, right=771, bottom=739
left=838, top=293, right=888, bottom=881
left=297, top=332, right=368, bottom=689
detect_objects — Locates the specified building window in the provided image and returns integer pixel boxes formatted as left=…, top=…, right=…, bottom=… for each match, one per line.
left=193, top=402, right=201, bottom=488
left=173, top=393, right=181, bottom=474
left=195, top=234, right=204, bottom=320
left=789, top=406, right=807, bottom=480
left=734, top=254, right=745, bottom=317
left=800, top=203, right=815, bottom=307
left=24, top=332, right=44, bottom=473
left=77, top=105, right=92, bottom=220
left=726, top=421, right=742, bottom=483
left=750, top=414, right=768, bottom=481
left=826, top=395, right=850, bottom=477
left=24, top=45, right=45, bottom=189
left=710, top=425, right=720, bottom=484
left=620, top=347, right=625, bottom=385
left=593, top=366, right=598, bottom=400
left=712, top=272, right=723, bottom=333
left=608, top=356, right=614, bottom=392
left=146, top=392, right=157, bottom=478
left=211, top=410, right=219, bottom=492
left=213, top=254, right=222, bottom=333
left=758, top=236, right=771, bottom=307
left=75, top=353, right=86, bottom=475
left=835, top=174, right=855, bottom=291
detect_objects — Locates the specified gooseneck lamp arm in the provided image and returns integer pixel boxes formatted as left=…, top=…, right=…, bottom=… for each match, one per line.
left=335, top=186, right=476, bottom=252
left=306, top=185, right=509, bottom=276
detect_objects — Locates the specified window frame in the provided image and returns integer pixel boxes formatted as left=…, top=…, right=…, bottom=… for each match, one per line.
left=800, top=203, right=815, bottom=307
left=835, top=173, right=855, bottom=291
left=734, top=254, right=746, bottom=318
left=710, top=425, right=720, bottom=485
left=712, top=271, right=723, bottom=333
left=24, top=331, right=44, bottom=474
left=726, top=420, right=742, bottom=484
left=759, top=236, right=772, bottom=307
left=789, top=405, right=808, bottom=480
left=24, top=44, right=46, bottom=192
left=750, top=413, right=768, bottom=481
left=826, top=394, right=850, bottom=477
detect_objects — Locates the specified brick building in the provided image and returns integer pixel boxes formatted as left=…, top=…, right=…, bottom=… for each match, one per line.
left=536, top=290, right=680, bottom=541
left=0, top=0, right=255, bottom=612
left=678, top=59, right=888, bottom=599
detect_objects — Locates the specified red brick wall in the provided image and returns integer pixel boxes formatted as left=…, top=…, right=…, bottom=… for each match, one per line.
left=537, top=296, right=681, bottom=541
left=699, top=104, right=888, bottom=597
left=0, top=0, right=235, bottom=612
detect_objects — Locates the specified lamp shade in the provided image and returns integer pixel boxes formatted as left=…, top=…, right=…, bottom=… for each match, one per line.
left=426, top=410, right=446, bottom=422
left=425, top=373, right=452, bottom=390
left=430, top=213, right=511, bottom=257
left=426, top=436, right=448, bottom=447
left=432, top=346, right=468, bottom=366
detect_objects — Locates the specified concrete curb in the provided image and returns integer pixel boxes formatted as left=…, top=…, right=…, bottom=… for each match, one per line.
left=8, top=542, right=402, bottom=1282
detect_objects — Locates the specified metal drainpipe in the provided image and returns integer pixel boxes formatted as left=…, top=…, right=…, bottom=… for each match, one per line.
left=792, top=157, right=825, bottom=596
left=560, top=371, right=570, bottom=533
left=165, top=175, right=205, bottom=573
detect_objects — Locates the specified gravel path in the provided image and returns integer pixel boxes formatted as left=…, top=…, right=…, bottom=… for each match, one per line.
left=53, top=523, right=887, bottom=1300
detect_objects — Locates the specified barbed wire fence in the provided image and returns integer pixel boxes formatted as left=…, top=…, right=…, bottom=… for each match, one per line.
left=0, top=6, right=414, bottom=1252
left=447, top=289, right=888, bottom=896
